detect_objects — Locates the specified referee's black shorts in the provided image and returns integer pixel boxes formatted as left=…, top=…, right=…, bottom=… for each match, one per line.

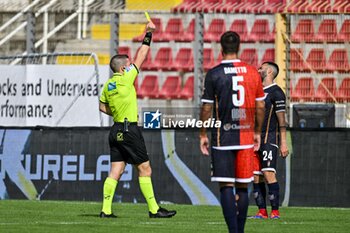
left=108, top=122, right=149, bottom=164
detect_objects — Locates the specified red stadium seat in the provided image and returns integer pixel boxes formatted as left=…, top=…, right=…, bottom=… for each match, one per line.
left=314, top=19, right=337, bottom=43
left=230, top=19, right=249, bottom=42
left=117, top=46, right=131, bottom=58
left=291, top=19, right=315, bottom=42
left=151, top=47, right=174, bottom=71
left=290, top=48, right=307, bottom=72
left=134, top=48, right=153, bottom=71
left=306, top=48, right=327, bottom=72
left=247, top=19, right=271, bottom=42
left=159, top=75, right=182, bottom=99
left=291, top=77, right=315, bottom=102
left=163, top=18, right=185, bottom=42
left=137, top=75, right=159, bottom=99
left=244, top=0, right=265, bottom=13
left=306, top=0, right=331, bottom=13
left=287, top=0, right=308, bottom=13
left=314, top=77, right=337, bottom=102
left=172, top=0, right=204, bottom=13
left=337, top=19, right=350, bottom=42
left=261, top=48, right=275, bottom=63
left=175, top=18, right=195, bottom=42
left=179, top=76, right=194, bottom=99
left=203, top=48, right=216, bottom=71
left=326, top=49, right=350, bottom=72
left=217, top=0, right=241, bottom=13
left=132, top=18, right=164, bottom=42
left=200, top=0, right=224, bottom=13
left=204, top=18, right=226, bottom=42
left=240, top=49, right=258, bottom=68
left=336, top=78, right=350, bottom=102
left=173, top=48, right=194, bottom=72
left=260, top=0, right=286, bottom=13
left=332, top=0, right=350, bottom=13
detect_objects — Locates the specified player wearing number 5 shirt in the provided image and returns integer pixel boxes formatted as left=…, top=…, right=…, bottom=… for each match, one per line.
left=199, top=31, right=265, bottom=233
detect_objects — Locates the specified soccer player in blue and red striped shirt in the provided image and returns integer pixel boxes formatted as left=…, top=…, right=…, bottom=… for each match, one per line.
left=200, top=31, right=265, bottom=233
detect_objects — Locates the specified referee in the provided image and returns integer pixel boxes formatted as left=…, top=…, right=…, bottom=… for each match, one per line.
left=99, top=20, right=176, bottom=218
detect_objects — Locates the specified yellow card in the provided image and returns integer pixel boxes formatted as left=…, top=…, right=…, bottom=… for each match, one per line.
left=144, top=11, right=151, bottom=22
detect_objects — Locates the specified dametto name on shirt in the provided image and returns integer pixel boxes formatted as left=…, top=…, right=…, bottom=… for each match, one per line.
left=224, top=67, right=247, bottom=74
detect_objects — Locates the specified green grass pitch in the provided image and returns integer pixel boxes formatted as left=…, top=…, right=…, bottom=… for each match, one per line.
left=0, top=200, right=349, bottom=233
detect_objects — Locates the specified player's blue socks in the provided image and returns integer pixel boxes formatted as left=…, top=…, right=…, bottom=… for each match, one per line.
left=220, top=186, right=237, bottom=233
left=236, top=188, right=249, bottom=233
left=253, top=182, right=267, bottom=209
left=268, top=182, right=280, bottom=210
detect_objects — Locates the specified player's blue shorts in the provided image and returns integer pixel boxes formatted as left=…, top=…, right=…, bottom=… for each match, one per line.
left=253, top=143, right=278, bottom=174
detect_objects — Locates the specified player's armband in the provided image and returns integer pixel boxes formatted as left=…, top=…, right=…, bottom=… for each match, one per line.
left=142, top=32, right=152, bottom=46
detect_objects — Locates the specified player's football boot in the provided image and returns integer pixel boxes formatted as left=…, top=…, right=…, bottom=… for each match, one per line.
left=100, top=212, right=117, bottom=218
left=270, top=210, right=280, bottom=219
left=252, top=209, right=268, bottom=219
left=149, top=207, right=177, bottom=218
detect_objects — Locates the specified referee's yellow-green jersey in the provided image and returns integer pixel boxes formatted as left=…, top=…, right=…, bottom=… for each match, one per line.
left=100, top=64, right=139, bottom=123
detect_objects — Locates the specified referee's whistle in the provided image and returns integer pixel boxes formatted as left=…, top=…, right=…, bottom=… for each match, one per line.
left=124, top=118, right=129, bottom=132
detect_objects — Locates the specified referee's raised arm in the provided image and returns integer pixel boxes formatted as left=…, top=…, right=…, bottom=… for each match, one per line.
left=133, top=21, right=156, bottom=70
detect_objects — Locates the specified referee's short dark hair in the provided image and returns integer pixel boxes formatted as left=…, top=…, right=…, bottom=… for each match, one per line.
left=110, top=54, right=129, bottom=73
left=262, top=61, right=279, bottom=79
left=220, top=31, right=240, bottom=55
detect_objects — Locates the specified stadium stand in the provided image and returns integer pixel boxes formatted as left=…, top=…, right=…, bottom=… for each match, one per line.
left=204, top=18, right=226, bottom=42
left=314, top=19, right=338, bottom=43
left=172, top=48, right=194, bottom=72
left=137, top=75, right=159, bottom=99
left=260, top=0, right=286, bottom=13
left=332, top=0, right=350, bottom=13
left=261, top=48, right=275, bottom=63
left=179, top=76, right=194, bottom=99
left=337, top=19, right=350, bottom=42
left=305, top=48, right=327, bottom=72
left=336, top=78, right=350, bottom=102
left=240, top=48, right=259, bottom=68
left=229, top=19, right=249, bottom=42
left=203, top=48, right=216, bottom=71
left=158, top=75, right=182, bottom=99
left=163, top=18, right=185, bottom=42
left=247, top=19, right=271, bottom=42
left=149, top=47, right=174, bottom=71
left=289, top=48, right=308, bottom=72
left=291, top=19, right=315, bottom=42
left=314, top=77, right=337, bottom=102
left=291, top=77, right=315, bottom=102
left=175, top=18, right=195, bottom=42
left=326, top=49, right=350, bottom=72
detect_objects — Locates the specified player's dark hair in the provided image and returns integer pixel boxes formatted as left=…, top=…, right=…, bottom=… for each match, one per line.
left=262, top=61, right=279, bottom=79
left=220, top=31, right=240, bottom=55
left=110, top=54, right=129, bottom=73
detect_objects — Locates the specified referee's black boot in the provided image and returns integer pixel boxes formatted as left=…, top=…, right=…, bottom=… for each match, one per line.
left=100, top=212, right=117, bottom=218
left=149, top=207, right=177, bottom=218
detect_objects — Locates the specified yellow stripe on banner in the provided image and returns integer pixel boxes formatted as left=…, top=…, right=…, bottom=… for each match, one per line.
left=126, top=0, right=183, bottom=10
left=91, top=24, right=145, bottom=40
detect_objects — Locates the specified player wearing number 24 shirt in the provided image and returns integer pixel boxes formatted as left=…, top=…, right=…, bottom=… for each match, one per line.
left=200, top=31, right=265, bottom=233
